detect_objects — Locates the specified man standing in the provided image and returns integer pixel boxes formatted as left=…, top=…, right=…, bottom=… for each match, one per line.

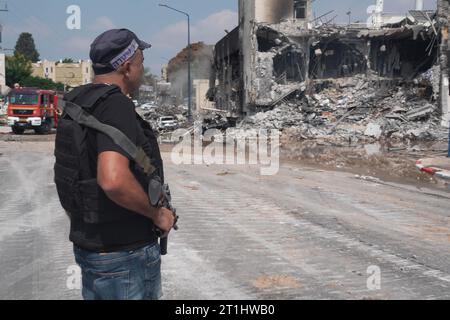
left=54, top=29, right=175, bottom=300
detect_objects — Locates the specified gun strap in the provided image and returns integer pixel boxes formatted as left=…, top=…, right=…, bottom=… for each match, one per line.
left=62, top=100, right=157, bottom=175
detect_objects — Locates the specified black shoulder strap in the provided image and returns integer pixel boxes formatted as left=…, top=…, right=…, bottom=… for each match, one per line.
left=61, top=100, right=157, bottom=175
left=64, top=84, right=121, bottom=109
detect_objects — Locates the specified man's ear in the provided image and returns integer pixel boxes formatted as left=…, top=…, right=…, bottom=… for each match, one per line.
left=119, top=61, right=132, bottom=77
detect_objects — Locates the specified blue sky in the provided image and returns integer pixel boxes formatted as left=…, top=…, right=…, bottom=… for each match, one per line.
left=0, top=0, right=438, bottom=76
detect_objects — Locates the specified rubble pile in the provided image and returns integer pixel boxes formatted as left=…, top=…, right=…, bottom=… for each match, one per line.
left=201, top=113, right=231, bottom=133
left=238, top=71, right=448, bottom=143
left=140, top=105, right=189, bottom=128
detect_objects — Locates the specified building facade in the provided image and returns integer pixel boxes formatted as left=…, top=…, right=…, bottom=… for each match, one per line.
left=32, top=60, right=94, bottom=88
left=194, top=79, right=216, bottom=113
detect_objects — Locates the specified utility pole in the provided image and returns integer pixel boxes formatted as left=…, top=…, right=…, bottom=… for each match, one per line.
left=159, top=3, right=192, bottom=121
left=0, top=1, right=8, bottom=94
left=0, top=2, right=8, bottom=46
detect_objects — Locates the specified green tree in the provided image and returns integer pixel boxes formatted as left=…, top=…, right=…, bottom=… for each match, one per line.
left=14, top=33, right=40, bottom=63
left=5, top=53, right=33, bottom=87
left=62, top=58, right=75, bottom=63
left=21, top=76, right=65, bottom=91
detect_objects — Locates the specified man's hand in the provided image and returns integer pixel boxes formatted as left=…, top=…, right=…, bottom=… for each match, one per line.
left=153, top=207, right=176, bottom=236
left=98, top=151, right=170, bottom=225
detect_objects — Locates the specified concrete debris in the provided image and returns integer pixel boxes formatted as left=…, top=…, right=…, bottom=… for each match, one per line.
left=201, top=113, right=232, bottom=132
left=364, top=123, right=383, bottom=139
left=240, top=102, right=304, bottom=130
left=139, top=105, right=189, bottom=131
left=405, top=104, right=436, bottom=121
left=238, top=70, right=447, bottom=143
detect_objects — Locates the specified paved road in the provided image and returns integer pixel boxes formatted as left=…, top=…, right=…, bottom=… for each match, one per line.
left=0, top=140, right=449, bottom=300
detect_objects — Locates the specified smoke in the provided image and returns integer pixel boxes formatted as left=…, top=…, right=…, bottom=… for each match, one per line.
left=168, top=44, right=214, bottom=104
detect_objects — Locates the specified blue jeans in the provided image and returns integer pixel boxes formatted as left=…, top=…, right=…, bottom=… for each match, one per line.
left=73, top=243, right=162, bottom=300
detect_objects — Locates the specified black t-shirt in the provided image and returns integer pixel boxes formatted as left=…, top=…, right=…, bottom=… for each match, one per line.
left=68, top=84, right=159, bottom=253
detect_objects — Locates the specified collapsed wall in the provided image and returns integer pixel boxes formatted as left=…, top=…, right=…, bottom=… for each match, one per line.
left=310, top=32, right=369, bottom=79
left=209, top=22, right=311, bottom=116
left=214, top=21, right=438, bottom=104
left=252, top=24, right=310, bottom=107
left=365, top=25, right=438, bottom=79
left=209, top=27, right=241, bottom=115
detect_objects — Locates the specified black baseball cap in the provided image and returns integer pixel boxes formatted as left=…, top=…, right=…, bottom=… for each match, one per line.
left=90, top=28, right=151, bottom=75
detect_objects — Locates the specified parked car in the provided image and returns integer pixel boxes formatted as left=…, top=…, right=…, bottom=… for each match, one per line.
left=157, top=116, right=178, bottom=131
left=0, top=102, right=7, bottom=115
left=141, top=103, right=157, bottom=111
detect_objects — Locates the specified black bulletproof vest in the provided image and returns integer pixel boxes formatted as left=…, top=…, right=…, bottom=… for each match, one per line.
left=54, top=84, right=163, bottom=225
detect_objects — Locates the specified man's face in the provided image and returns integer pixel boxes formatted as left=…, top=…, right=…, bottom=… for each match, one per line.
left=126, top=49, right=145, bottom=92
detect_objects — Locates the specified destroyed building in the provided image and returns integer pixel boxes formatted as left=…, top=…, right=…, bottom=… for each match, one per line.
left=209, top=0, right=450, bottom=129
left=210, top=0, right=313, bottom=116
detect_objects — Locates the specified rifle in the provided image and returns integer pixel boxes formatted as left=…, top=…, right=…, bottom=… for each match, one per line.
left=148, top=176, right=179, bottom=255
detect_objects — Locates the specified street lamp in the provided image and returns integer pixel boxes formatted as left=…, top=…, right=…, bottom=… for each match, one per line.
left=158, top=3, right=192, bottom=121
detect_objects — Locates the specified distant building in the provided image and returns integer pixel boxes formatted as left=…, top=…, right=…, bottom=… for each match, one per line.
left=32, top=60, right=94, bottom=88
left=156, top=81, right=173, bottom=106
left=0, top=53, right=7, bottom=95
left=166, top=42, right=214, bottom=102
left=139, top=84, right=154, bottom=102
left=194, top=79, right=216, bottom=112
left=161, top=64, right=168, bottom=82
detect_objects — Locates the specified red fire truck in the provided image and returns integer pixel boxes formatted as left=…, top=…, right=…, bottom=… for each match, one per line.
left=7, top=88, right=62, bottom=134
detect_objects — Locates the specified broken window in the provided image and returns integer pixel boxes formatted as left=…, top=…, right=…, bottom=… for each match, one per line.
left=309, top=39, right=367, bottom=79
left=294, top=0, right=307, bottom=19
left=257, top=27, right=283, bottom=52
left=273, top=47, right=306, bottom=82
left=370, top=38, right=437, bottom=79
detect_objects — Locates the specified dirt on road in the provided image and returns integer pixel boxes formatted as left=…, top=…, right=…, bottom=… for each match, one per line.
left=1, top=129, right=448, bottom=191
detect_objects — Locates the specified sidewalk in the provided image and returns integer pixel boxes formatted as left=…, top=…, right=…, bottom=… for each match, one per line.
left=416, top=157, right=450, bottom=181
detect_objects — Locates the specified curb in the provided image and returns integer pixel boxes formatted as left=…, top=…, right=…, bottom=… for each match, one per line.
left=416, top=160, right=450, bottom=181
